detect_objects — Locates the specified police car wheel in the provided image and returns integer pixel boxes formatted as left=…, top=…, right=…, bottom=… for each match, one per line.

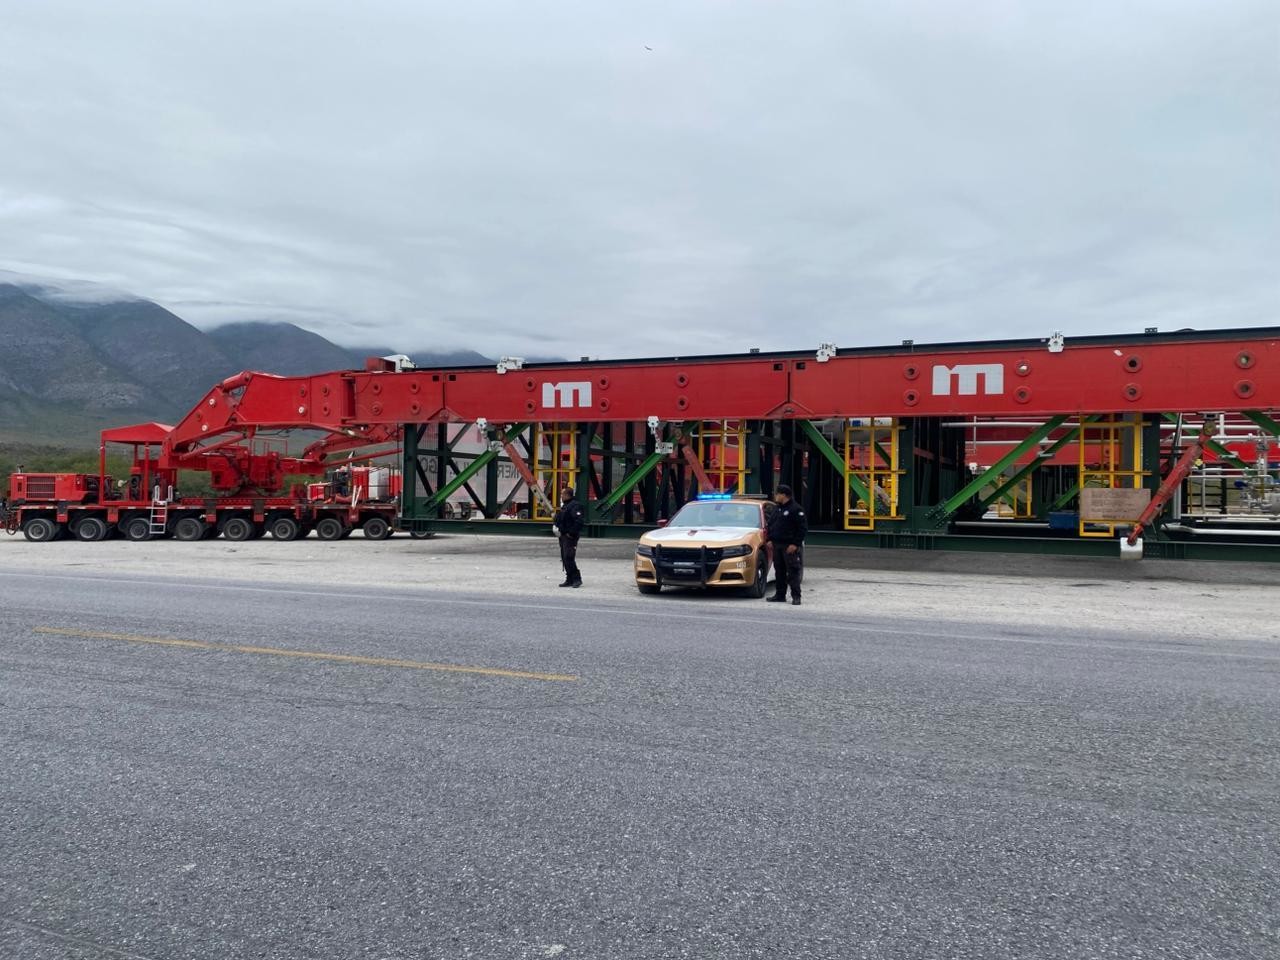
left=746, top=551, right=769, bottom=598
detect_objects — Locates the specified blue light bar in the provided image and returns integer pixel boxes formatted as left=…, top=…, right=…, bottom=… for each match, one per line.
left=696, top=493, right=733, bottom=500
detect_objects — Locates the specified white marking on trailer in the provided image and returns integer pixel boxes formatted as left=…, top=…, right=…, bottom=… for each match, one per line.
left=931, top=363, right=1004, bottom=396
left=540, top=380, right=593, bottom=409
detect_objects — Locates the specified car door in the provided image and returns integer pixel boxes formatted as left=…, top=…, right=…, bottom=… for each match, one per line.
left=762, top=501, right=778, bottom=568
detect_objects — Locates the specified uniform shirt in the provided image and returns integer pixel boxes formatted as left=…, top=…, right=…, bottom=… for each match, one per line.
left=554, top=498, right=585, bottom=538
left=768, top=498, right=807, bottom=546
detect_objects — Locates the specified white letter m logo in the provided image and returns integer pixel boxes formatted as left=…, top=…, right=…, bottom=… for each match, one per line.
left=931, top=363, right=1004, bottom=396
left=541, top=380, right=593, bottom=409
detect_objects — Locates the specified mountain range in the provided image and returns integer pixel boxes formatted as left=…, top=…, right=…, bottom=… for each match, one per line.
left=0, top=282, right=490, bottom=447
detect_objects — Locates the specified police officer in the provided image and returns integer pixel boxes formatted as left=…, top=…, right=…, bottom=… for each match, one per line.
left=766, top=483, right=806, bottom=605
left=553, top=485, right=585, bottom=588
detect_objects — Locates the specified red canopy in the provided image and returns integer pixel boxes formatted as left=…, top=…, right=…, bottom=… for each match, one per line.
left=100, top=422, right=174, bottom=444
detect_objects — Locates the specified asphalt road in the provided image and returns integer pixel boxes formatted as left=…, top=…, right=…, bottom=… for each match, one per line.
left=1, top=568, right=1277, bottom=959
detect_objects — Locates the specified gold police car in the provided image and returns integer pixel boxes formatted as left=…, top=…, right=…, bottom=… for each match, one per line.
left=634, top=495, right=775, bottom=597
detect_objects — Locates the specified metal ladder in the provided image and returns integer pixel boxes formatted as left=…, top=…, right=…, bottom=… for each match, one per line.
left=149, top=485, right=171, bottom=536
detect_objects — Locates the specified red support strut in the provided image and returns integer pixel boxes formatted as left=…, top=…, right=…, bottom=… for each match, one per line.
left=1126, top=420, right=1216, bottom=547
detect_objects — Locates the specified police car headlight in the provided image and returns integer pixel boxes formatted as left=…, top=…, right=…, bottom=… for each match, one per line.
left=636, top=543, right=654, bottom=557
left=721, top=544, right=751, bottom=558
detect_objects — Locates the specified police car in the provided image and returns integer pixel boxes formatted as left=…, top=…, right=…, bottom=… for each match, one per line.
left=633, top=494, right=776, bottom=597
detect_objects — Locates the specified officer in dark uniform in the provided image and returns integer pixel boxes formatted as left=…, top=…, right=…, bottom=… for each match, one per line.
left=553, top=485, right=585, bottom=587
left=766, top=483, right=807, bottom=605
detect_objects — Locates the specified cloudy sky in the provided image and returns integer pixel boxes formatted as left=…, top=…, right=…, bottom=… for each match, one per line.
left=1, top=1, right=1276, bottom=358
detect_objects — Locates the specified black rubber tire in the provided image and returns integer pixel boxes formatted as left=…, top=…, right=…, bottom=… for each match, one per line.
left=269, top=516, right=301, bottom=541
left=221, top=516, right=254, bottom=542
left=23, top=516, right=60, bottom=542
left=362, top=516, right=391, bottom=540
left=637, top=582, right=661, bottom=595
left=75, top=516, right=109, bottom=542
left=410, top=530, right=435, bottom=540
left=124, top=517, right=153, bottom=541
left=315, top=517, right=345, bottom=541
left=173, top=517, right=206, bottom=542
left=746, top=551, right=769, bottom=599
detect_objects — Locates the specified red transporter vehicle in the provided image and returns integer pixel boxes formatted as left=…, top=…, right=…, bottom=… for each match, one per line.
left=3, top=421, right=403, bottom=544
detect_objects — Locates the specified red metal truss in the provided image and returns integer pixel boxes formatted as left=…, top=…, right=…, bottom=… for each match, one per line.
left=788, top=336, right=1275, bottom=418
left=161, top=329, right=1277, bottom=462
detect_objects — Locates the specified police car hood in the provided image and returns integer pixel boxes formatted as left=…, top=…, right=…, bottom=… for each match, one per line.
left=644, top=526, right=759, bottom=545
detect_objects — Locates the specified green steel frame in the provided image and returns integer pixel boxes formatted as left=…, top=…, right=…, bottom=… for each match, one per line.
left=397, top=413, right=1280, bottom=561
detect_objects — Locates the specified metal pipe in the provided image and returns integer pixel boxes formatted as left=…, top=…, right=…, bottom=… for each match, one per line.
left=942, top=421, right=1084, bottom=428
left=1164, top=524, right=1280, bottom=537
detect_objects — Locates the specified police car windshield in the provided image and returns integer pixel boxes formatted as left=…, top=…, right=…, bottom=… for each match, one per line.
left=670, top=501, right=760, bottom=528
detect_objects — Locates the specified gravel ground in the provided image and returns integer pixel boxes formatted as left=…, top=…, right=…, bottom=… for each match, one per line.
left=1, top=532, right=1277, bottom=644
left=1, top=534, right=1278, bottom=959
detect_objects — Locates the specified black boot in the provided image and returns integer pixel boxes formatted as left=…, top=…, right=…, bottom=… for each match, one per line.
left=766, top=595, right=787, bottom=602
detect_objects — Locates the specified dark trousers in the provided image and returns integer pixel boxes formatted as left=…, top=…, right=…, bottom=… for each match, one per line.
left=559, top=536, right=581, bottom=583
left=772, top=544, right=803, bottom=599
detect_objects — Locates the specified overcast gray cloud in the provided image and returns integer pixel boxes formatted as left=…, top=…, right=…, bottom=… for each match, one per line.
left=1, top=0, right=1276, bottom=358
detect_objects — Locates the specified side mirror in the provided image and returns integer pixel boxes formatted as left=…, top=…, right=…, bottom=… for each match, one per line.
left=656, top=518, right=669, bottom=528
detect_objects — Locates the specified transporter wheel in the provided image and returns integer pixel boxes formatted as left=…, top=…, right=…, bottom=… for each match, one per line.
left=269, top=516, right=302, bottom=541
left=410, top=529, right=435, bottom=540
left=221, top=516, right=254, bottom=541
left=75, top=516, right=109, bottom=543
left=173, top=517, right=206, bottom=542
left=314, top=517, right=345, bottom=541
left=124, top=517, right=153, bottom=541
left=746, top=550, right=769, bottom=599
left=362, top=516, right=392, bottom=540
left=637, top=582, right=661, bottom=595
left=22, top=516, right=60, bottom=542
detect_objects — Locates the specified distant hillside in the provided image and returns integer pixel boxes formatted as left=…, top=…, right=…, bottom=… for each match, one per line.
left=0, top=280, right=517, bottom=449
left=208, top=321, right=361, bottom=377
left=60, top=297, right=240, bottom=409
left=0, top=285, right=159, bottom=409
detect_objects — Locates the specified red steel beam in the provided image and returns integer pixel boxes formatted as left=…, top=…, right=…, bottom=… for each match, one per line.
left=789, top=334, right=1277, bottom=418
left=160, top=330, right=1278, bottom=457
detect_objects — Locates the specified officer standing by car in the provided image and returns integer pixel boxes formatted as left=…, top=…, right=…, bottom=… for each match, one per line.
left=553, top=485, right=585, bottom=588
left=766, top=483, right=806, bottom=605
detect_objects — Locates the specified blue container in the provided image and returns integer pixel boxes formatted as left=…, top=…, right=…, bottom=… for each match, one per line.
left=1048, top=511, right=1078, bottom=531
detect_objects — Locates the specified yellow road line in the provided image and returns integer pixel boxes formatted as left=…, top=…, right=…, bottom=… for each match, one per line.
left=33, top=627, right=578, bottom=682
